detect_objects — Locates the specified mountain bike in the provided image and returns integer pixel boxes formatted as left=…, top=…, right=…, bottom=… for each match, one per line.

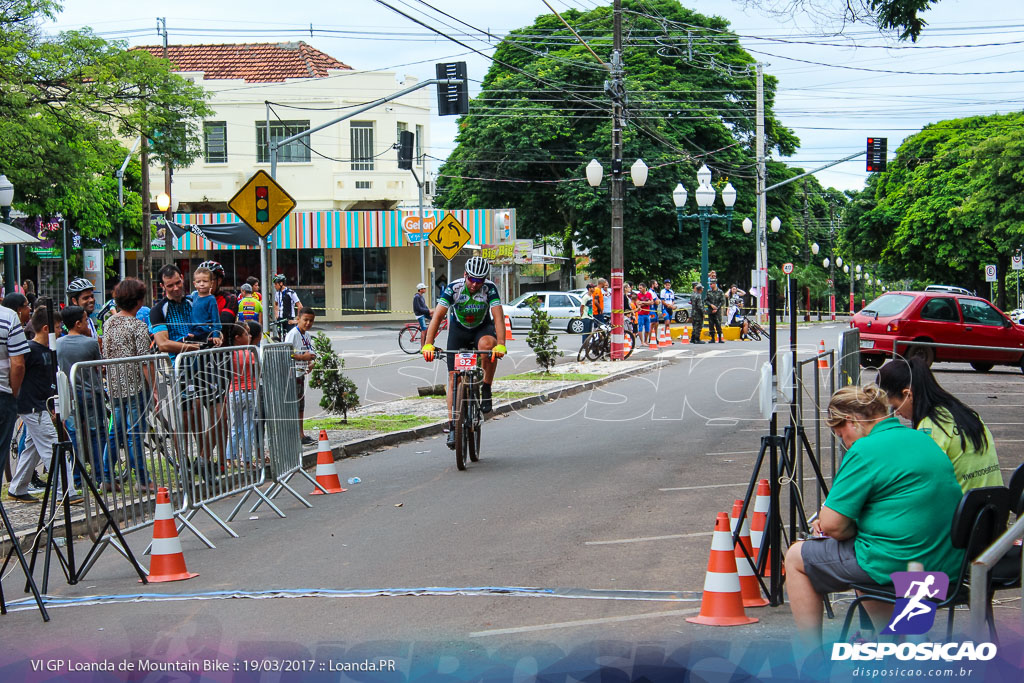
left=432, top=348, right=495, bottom=471
left=578, top=318, right=636, bottom=362
left=399, top=316, right=448, bottom=354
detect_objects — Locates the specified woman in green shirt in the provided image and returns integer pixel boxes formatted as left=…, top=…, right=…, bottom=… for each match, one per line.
left=878, top=357, right=1002, bottom=493
left=786, top=384, right=964, bottom=648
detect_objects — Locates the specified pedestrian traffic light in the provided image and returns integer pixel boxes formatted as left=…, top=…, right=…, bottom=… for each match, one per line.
left=255, top=185, right=269, bottom=222
left=436, top=61, right=469, bottom=116
left=866, top=137, right=887, bottom=172
left=397, top=130, right=414, bottom=170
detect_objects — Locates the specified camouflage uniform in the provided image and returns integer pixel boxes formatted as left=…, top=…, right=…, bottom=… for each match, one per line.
left=690, top=284, right=705, bottom=343
left=705, top=283, right=727, bottom=342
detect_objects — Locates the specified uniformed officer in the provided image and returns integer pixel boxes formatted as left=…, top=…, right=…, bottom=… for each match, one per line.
left=706, top=278, right=726, bottom=343
left=690, top=282, right=705, bottom=344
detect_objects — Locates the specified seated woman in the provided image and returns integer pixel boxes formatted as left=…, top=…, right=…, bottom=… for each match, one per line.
left=785, top=384, right=964, bottom=648
left=878, top=357, right=1002, bottom=493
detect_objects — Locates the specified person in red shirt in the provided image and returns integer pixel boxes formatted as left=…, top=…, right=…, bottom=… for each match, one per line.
left=635, top=281, right=654, bottom=345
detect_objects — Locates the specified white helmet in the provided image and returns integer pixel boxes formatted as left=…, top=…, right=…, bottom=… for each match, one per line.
left=464, top=256, right=490, bottom=279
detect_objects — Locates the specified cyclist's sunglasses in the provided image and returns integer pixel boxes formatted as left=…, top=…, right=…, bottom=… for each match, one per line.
left=466, top=275, right=485, bottom=284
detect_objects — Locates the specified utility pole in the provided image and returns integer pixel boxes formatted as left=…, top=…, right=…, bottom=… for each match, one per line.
left=802, top=180, right=810, bottom=320
left=159, top=17, right=174, bottom=268
left=141, top=134, right=152, bottom=303
left=754, top=63, right=767, bottom=323
left=608, top=0, right=625, bottom=360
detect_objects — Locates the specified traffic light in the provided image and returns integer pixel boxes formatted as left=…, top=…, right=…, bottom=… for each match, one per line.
left=397, top=130, right=414, bottom=170
left=436, top=61, right=469, bottom=116
left=866, top=137, right=887, bottom=172
left=255, top=185, right=269, bottom=222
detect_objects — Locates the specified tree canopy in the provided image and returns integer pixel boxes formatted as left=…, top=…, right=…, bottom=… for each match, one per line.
left=436, top=0, right=836, bottom=289
left=841, top=112, right=1024, bottom=309
left=0, top=0, right=210, bottom=276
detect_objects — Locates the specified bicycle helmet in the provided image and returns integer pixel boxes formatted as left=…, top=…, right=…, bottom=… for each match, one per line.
left=197, top=260, right=225, bottom=278
left=66, top=277, right=95, bottom=296
left=464, top=256, right=491, bottom=279
left=273, top=274, right=286, bottom=284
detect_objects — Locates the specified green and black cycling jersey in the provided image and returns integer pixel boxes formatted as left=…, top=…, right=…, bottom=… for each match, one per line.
left=438, top=278, right=502, bottom=329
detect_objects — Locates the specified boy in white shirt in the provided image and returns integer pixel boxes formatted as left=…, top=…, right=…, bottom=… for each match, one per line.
left=285, top=309, right=317, bottom=446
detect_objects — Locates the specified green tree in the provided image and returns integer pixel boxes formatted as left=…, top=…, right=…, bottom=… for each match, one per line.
left=746, top=0, right=944, bottom=42
left=436, top=0, right=801, bottom=289
left=0, top=0, right=211, bottom=284
left=843, top=112, right=1024, bottom=309
left=309, top=332, right=361, bottom=421
left=525, top=295, right=562, bottom=372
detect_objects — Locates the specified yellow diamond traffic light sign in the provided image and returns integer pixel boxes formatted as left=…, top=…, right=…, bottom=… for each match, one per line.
left=228, top=170, right=297, bottom=237
left=428, top=213, right=471, bottom=261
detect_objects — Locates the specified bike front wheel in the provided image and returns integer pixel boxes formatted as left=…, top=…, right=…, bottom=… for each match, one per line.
left=454, top=379, right=469, bottom=470
left=622, top=330, right=636, bottom=359
left=398, top=325, right=421, bottom=354
left=750, top=322, right=769, bottom=341
left=468, top=382, right=481, bottom=462
left=585, top=331, right=607, bottom=361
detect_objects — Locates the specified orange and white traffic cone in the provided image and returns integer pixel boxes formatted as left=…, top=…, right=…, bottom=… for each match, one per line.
left=732, top=500, right=769, bottom=608
left=680, top=326, right=690, bottom=344
left=659, top=324, right=670, bottom=347
left=751, top=479, right=773, bottom=577
left=686, top=512, right=759, bottom=626
left=623, top=332, right=633, bottom=356
left=146, top=487, right=198, bottom=583
left=648, top=326, right=659, bottom=350
left=504, top=315, right=517, bottom=342
left=817, top=339, right=828, bottom=369
left=311, top=429, right=346, bottom=495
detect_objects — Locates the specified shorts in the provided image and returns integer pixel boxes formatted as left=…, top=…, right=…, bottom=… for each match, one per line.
left=662, top=309, right=673, bottom=323
left=636, top=314, right=650, bottom=334
left=799, top=536, right=879, bottom=594
left=295, top=376, right=306, bottom=413
left=445, top=319, right=497, bottom=372
left=417, top=315, right=428, bottom=331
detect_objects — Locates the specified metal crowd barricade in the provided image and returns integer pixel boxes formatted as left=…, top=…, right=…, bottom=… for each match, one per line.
left=69, top=353, right=205, bottom=578
left=970, top=516, right=1024, bottom=639
left=793, top=349, right=838, bottom=513
left=837, top=328, right=861, bottom=387
left=251, top=343, right=324, bottom=513
left=172, top=345, right=285, bottom=539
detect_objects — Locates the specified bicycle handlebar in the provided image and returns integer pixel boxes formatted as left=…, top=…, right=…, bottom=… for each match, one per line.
left=431, top=348, right=499, bottom=356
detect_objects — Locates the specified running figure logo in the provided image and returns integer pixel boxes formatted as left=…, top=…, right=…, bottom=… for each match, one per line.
left=883, top=571, right=950, bottom=635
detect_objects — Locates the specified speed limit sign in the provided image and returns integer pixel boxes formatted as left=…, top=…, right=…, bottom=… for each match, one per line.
left=782, top=262, right=794, bottom=275
left=985, top=264, right=997, bottom=282
left=1012, top=254, right=1023, bottom=271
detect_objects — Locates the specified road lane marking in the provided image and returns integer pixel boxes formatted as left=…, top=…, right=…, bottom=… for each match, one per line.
left=661, top=475, right=831, bottom=492
left=468, top=608, right=701, bottom=637
left=585, top=531, right=714, bottom=546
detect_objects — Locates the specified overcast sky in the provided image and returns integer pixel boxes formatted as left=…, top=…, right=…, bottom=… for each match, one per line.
left=49, top=0, right=1024, bottom=193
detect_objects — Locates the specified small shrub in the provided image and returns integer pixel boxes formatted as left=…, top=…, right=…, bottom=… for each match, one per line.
left=308, top=332, right=360, bottom=422
left=525, top=295, right=562, bottom=373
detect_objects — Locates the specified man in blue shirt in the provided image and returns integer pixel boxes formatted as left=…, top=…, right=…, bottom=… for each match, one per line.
left=149, top=265, right=216, bottom=361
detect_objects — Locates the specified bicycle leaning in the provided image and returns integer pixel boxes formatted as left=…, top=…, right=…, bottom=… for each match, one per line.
left=428, top=348, right=494, bottom=471
left=399, top=316, right=448, bottom=354
left=577, top=317, right=636, bottom=362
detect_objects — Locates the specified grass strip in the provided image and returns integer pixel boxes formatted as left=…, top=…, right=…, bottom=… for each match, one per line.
left=307, top=414, right=437, bottom=432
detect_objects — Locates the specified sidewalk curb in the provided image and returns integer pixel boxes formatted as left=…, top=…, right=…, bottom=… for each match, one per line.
left=300, top=358, right=669, bottom=468
left=1, top=359, right=667, bottom=550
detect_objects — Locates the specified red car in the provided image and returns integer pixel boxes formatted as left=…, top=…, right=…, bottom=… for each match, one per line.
left=852, top=291, right=1024, bottom=372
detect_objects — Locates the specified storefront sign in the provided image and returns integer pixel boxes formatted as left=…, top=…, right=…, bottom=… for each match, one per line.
left=401, top=212, right=436, bottom=244
left=481, top=239, right=533, bottom=265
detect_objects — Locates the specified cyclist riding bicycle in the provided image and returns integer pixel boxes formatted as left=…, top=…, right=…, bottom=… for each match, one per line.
left=421, top=257, right=506, bottom=450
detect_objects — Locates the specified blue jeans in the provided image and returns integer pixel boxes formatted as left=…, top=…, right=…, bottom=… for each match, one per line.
left=580, top=317, right=594, bottom=343
left=67, top=392, right=109, bottom=487
left=104, top=391, right=149, bottom=485
left=228, top=389, right=258, bottom=463
left=0, top=391, right=18, bottom=482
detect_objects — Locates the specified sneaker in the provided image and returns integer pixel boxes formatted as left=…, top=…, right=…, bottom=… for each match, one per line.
left=718, top=339, right=725, bottom=343
left=301, top=435, right=316, bottom=446
left=8, top=491, right=41, bottom=503
left=26, top=483, right=47, bottom=495
left=68, top=493, right=84, bottom=505
left=446, top=424, right=457, bottom=450
left=31, top=472, right=48, bottom=490
left=481, top=384, right=493, bottom=414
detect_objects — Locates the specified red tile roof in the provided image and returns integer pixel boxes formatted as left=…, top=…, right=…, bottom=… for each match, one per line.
left=134, top=42, right=352, bottom=83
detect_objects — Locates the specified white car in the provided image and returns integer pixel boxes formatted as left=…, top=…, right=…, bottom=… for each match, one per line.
left=502, top=291, right=585, bottom=333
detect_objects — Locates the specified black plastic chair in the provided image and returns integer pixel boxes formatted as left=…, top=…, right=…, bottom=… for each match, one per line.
left=839, top=486, right=1010, bottom=641
left=991, top=464, right=1024, bottom=590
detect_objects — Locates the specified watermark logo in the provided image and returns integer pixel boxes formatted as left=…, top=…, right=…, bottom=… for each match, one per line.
left=882, top=571, right=949, bottom=635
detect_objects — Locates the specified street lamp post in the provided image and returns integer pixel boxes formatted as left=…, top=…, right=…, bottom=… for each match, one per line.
left=742, top=214, right=780, bottom=321
left=672, top=165, right=736, bottom=291
left=156, top=191, right=174, bottom=266
left=0, top=174, right=15, bottom=295
left=587, top=157, right=648, bottom=359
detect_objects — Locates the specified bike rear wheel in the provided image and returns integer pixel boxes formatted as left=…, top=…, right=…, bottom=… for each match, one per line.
left=576, top=335, right=593, bottom=362
left=750, top=322, right=769, bottom=341
left=454, top=379, right=468, bottom=470
left=398, top=325, right=421, bottom=354
left=623, top=330, right=636, bottom=359
left=585, top=330, right=607, bottom=361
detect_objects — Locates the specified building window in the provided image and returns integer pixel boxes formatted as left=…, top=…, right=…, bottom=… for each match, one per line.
left=341, top=247, right=388, bottom=313
left=355, top=181, right=372, bottom=189
left=396, top=121, right=407, bottom=144
left=256, top=120, right=311, bottom=163
left=203, top=121, right=227, bottom=163
left=415, top=124, right=424, bottom=165
left=350, top=121, right=374, bottom=171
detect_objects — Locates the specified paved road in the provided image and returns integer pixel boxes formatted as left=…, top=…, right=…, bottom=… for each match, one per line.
left=3, top=323, right=1021, bottom=679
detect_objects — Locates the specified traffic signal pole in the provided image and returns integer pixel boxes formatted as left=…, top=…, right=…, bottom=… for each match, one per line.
left=261, top=75, right=464, bottom=332
left=609, top=0, right=626, bottom=360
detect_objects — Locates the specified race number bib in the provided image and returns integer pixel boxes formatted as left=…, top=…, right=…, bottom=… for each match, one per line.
left=455, top=353, right=477, bottom=369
